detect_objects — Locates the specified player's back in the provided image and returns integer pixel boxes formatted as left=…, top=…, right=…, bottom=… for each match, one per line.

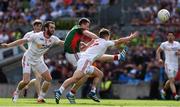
left=64, top=25, right=84, bottom=53
left=82, top=38, right=114, bottom=62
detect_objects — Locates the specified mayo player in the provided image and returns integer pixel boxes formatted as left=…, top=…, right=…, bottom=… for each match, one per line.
left=54, top=28, right=138, bottom=104
left=156, top=32, right=180, bottom=100
left=1, top=21, right=64, bottom=103
left=19, top=19, right=43, bottom=98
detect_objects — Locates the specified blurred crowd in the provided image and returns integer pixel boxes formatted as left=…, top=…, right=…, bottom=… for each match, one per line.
left=0, top=0, right=115, bottom=43
left=131, top=0, right=180, bottom=25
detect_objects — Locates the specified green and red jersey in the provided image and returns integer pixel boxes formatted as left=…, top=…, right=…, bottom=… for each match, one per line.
left=64, top=25, right=84, bottom=53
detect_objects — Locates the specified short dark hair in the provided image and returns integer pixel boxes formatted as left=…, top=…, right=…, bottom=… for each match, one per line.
left=99, top=28, right=110, bottom=38
left=43, top=21, right=55, bottom=30
left=78, top=18, right=90, bottom=25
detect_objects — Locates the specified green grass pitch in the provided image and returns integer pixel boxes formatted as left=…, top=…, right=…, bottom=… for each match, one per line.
left=0, top=98, right=180, bottom=107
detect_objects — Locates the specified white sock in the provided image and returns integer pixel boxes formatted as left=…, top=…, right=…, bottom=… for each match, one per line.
left=161, top=89, right=165, bottom=94
left=69, top=91, right=74, bottom=96
left=59, top=86, right=65, bottom=94
left=38, top=91, right=46, bottom=100
left=91, top=87, right=96, bottom=93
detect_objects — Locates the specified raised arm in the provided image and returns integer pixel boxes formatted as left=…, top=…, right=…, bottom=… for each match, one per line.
left=113, top=31, right=139, bottom=45
left=83, top=30, right=99, bottom=39
left=0, top=39, right=28, bottom=48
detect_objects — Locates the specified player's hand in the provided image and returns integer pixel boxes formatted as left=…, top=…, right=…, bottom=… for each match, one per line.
left=158, top=59, right=163, bottom=64
left=129, top=31, right=139, bottom=40
left=0, top=43, right=9, bottom=48
left=175, top=51, right=180, bottom=56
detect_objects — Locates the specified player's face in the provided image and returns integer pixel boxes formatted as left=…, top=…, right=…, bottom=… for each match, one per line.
left=167, top=33, right=175, bottom=42
left=81, top=22, right=90, bottom=30
left=33, top=24, right=42, bottom=32
left=47, top=23, right=55, bottom=36
left=104, top=35, right=110, bottom=40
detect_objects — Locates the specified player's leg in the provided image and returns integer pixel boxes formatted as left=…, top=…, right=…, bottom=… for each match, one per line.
left=160, top=80, right=170, bottom=99
left=54, top=59, right=91, bottom=104
left=33, top=71, right=42, bottom=96
left=23, top=78, right=36, bottom=97
left=23, top=71, right=41, bottom=97
left=35, top=62, right=51, bottom=103
left=54, top=69, right=84, bottom=104
left=37, top=71, right=52, bottom=103
left=13, top=56, right=31, bottom=102
left=97, top=46, right=128, bottom=62
left=87, top=67, right=103, bottom=102
left=68, top=47, right=128, bottom=93
left=66, top=75, right=89, bottom=104
left=13, top=73, right=30, bottom=102
left=161, top=65, right=180, bottom=100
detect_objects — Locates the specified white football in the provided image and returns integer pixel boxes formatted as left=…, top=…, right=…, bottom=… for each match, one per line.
left=157, top=9, right=170, bottom=22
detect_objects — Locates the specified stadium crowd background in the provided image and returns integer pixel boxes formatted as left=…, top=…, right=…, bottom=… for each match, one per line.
left=0, top=0, right=180, bottom=99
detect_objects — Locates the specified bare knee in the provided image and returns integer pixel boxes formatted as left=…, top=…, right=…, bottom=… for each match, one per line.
left=36, top=75, right=42, bottom=82
left=169, top=78, right=175, bottom=83
left=98, top=71, right=104, bottom=79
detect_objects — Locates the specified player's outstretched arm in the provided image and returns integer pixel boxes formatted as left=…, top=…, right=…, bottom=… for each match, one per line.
left=83, top=30, right=99, bottom=39
left=0, top=39, right=27, bottom=48
left=113, top=31, right=139, bottom=45
left=156, top=47, right=163, bottom=64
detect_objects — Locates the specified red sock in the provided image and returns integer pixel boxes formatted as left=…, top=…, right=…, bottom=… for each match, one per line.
left=70, top=89, right=76, bottom=94
left=114, top=54, right=118, bottom=60
left=173, top=92, right=177, bottom=97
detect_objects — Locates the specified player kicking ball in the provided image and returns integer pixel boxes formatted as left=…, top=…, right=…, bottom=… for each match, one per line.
left=54, top=28, right=138, bottom=104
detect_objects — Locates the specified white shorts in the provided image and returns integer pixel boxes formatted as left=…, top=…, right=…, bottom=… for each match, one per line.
left=165, top=63, right=178, bottom=78
left=65, top=52, right=81, bottom=67
left=77, top=58, right=94, bottom=74
left=22, top=55, right=48, bottom=74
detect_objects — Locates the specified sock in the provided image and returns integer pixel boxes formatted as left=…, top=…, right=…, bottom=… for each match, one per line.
left=59, top=86, right=65, bottom=94
left=113, top=54, right=118, bottom=60
left=91, top=87, right=96, bottom=93
left=173, top=92, right=177, bottom=97
left=69, top=89, right=76, bottom=96
left=69, top=91, right=75, bottom=96
left=161, top=89, right=165, bottom=94
left=38, top=91, right=46, bottom=100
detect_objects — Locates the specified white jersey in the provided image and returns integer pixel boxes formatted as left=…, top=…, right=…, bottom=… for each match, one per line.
left=24, top=32, right=60, bottom=64
left=23, top=31, right=38, bottom=47
left=160, top=41, right=180, bottom=66
left=82, top=38, right=115, bottom=62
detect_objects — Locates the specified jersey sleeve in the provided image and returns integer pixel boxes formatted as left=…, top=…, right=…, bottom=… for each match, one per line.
left=23, top=32, right=31, bottom=39
left=160, top=43, right=165, bottom=50
left=26, top=34, right=36, bottom=42
left=106, top=40, right=115, bottom=47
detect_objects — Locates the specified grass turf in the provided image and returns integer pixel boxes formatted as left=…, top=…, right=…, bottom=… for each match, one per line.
left=0, top=98, right=180, bottom=107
